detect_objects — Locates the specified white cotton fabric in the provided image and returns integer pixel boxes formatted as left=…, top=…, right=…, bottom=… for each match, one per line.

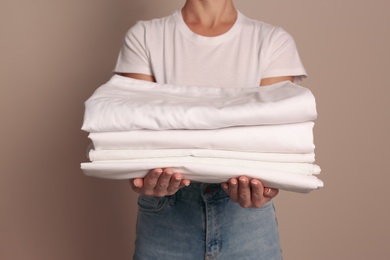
left=80, top=77, right=322, bottom=193
left=88, top=149, right=315, bottom=163
left=81, top=75, right=317, bottom=132
left=114, top=10, right=307, bottom=87
left=81, top=158, right=322, bottom=193
left=83, top=157, right=320, bottom=175
left=89, top=122, right=315, bottom=153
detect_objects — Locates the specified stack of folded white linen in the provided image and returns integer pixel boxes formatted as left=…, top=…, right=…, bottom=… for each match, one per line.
left=81, top=75, right=323, bottom=193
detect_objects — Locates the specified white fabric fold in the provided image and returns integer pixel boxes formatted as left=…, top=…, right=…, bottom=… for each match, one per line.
left=81, top=75, right=317, bottom=132
left=88, top=149, right=315, bottom=163
left=81, top=157, right=322, bottom=193
left=89, top=122, right=315, bottom=153
left=80, top=76, right=323, bottom=193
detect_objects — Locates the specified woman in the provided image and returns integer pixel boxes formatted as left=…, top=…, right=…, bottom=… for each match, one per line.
left=114, top=0, right=306, bottom=259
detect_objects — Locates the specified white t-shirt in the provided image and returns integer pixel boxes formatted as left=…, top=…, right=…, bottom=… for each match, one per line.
left=114, top=10, right=307, bottom=88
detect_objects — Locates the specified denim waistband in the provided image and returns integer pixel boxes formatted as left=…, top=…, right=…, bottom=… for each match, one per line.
left=175, top=182, right=229, bottom=201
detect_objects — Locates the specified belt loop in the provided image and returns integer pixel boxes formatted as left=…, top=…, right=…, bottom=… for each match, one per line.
left=168, top=194, right=176, bottom=206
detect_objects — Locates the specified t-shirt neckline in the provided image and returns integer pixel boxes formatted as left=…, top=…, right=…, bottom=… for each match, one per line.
left=174, top=10, right=243, bottom=45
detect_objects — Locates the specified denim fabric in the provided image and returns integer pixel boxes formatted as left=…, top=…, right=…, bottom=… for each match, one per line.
left=133, top=183, right=282, bottom=260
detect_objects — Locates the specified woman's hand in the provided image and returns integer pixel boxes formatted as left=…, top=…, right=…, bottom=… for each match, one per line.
left=129, top=168, right=190, bottom=197
left=222, top=176, right=279, bottom=208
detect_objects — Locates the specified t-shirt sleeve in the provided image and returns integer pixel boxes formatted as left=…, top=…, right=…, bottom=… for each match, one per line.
left=113, top=21, right=153, bottom=75
left=261, top=27, right=307, bottom=82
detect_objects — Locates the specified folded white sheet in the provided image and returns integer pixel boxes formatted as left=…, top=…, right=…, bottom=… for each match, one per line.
left=82, top=75, right=317, bottom=132
left=88, top=149, right=315, bottom=163
left=80, top=157, right=322, bottom=193
left=89, top=122, right=315, bottom=153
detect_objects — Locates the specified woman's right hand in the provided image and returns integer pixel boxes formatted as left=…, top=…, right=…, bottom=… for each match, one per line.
left=129, top=168, right=190, bottom=197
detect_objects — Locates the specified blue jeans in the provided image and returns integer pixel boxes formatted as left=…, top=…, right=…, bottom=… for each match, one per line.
left=133, top=183, right=282, bottom=260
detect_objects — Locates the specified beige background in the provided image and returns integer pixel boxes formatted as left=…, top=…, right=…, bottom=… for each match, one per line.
left=1, top=0, right=389, bottom=259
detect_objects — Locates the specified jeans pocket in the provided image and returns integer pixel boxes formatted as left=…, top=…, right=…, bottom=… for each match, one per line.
left=138, top=195, right=171, bottom=212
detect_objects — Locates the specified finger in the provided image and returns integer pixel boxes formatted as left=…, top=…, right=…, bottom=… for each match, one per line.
left=154, top=168, right=174, bottom=196
left=227, top=178, right=239, bottom=202
left=129, top=178, right=148, bottom=195
left=130, top=178, right=144, bottom=189
left=263, top=187, right=279, bottom=198
left=166, top=173, right=183, bottom=194
left=250, top=179, right=267, bottom=208
left=142, top=168, right=163, bottom=195
left=221, top=182, right=229, bottom=192
left=238, top=176, right=252, bottom=208
left=179, top=179, right=191, bottom=188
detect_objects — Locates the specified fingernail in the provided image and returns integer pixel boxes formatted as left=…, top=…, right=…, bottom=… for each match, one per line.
left=133, top=179, right=141, bottom=188
left=239, top=177, right=247, bottom=183
left=230, top=179, right=237, bottom=185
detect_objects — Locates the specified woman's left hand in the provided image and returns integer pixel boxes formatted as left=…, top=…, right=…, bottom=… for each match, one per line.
left=221, top=176, right=279, bottom=208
